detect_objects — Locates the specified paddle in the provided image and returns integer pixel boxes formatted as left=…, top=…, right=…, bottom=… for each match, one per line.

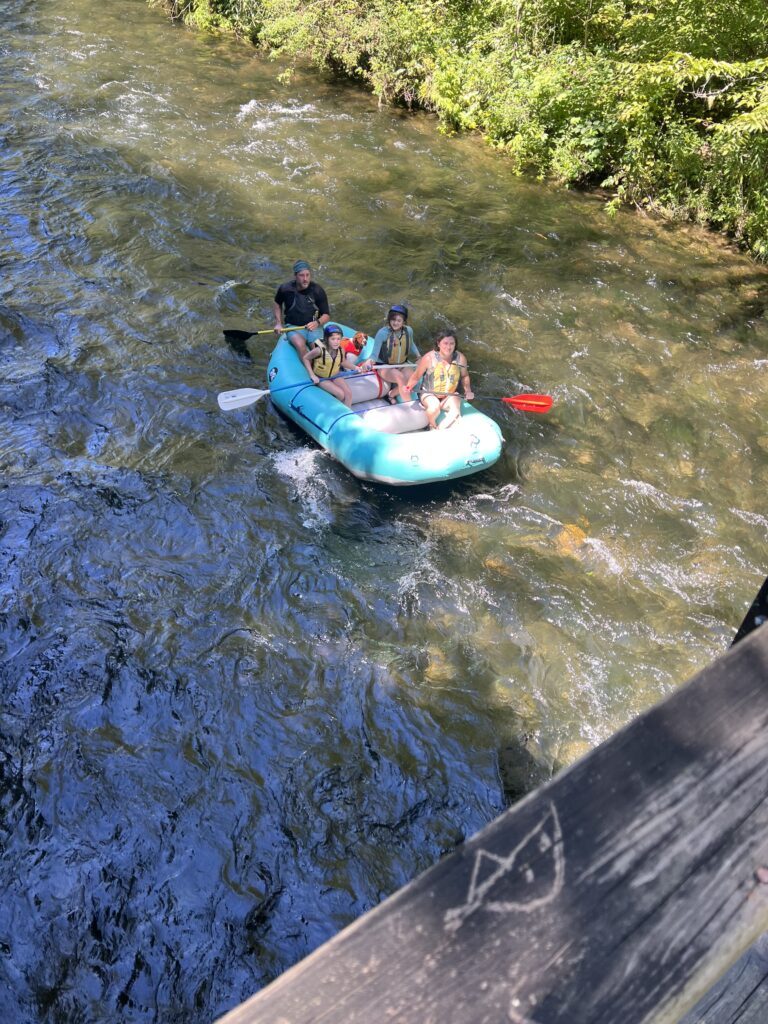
left=216, top=364, right=414, bottom=411
left=496, top=394, right=553, bottom=413
left=428, top=392, right=553, bottom=413
left=218, top=386, right=272, bottom=410
left=223, top=326, right=302, bottom=343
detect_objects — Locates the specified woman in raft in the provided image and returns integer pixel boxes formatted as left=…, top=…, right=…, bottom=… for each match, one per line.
left=405, top=329, right=474, bottom=429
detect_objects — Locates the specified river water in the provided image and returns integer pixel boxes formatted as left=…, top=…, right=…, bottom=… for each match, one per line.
left=2, top=0, right=768, bottom=1020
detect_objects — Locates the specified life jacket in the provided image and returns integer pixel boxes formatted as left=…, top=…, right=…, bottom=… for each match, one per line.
left=314, top=343, right=345, bottom=379
left=281, top=283, right=320, bottom=327
left=379, top=327, right=413, bottom=365
left=422, top=351, right=461, bottom=395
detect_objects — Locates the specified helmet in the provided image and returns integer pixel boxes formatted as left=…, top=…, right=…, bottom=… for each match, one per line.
left=388, top=304, right=408, bottom=321
left=323, top=322, right=343, bottom=336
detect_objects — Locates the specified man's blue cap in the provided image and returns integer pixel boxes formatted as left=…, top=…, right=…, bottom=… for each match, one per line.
left=293, top=260, right=311, bottom=273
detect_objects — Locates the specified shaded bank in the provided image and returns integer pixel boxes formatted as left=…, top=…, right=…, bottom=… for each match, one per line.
left=152, top=0, right=768, bottom=262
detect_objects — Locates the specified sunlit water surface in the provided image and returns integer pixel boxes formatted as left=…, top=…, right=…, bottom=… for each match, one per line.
left=2, top=0, right=768, bottom=1019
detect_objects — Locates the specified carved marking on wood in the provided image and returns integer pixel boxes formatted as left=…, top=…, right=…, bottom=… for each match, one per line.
left=445, top=802, right=564, bottom=934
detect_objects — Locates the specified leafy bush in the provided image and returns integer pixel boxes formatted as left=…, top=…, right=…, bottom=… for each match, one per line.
left=152, top=0, right=768, bottom=259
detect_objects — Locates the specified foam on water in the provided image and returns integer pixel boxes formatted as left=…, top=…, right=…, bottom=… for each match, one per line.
left=268, top=447, right=334, bottom=527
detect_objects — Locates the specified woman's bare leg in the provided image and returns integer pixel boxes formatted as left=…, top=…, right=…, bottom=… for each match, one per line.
left=438, top=395, right=461, bottom=429
left=421, top=395, right=441, bottom=430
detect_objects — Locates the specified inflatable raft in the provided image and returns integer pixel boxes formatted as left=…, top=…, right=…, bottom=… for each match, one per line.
left=266, top=325, right=503, bottom=486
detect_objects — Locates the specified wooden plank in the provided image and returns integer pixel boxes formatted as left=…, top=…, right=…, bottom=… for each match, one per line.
left=217, top=625, right=768, bottom=1024
left=680, top=934, right=768, bottom=1024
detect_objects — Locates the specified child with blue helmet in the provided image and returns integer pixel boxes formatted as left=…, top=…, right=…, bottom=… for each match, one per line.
left=303, top=323, right=353, bottom=407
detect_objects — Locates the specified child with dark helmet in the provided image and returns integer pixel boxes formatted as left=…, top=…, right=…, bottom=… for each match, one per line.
left=360, top=304, right=420, bottom=404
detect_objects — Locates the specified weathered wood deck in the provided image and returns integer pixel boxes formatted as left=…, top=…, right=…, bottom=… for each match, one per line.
left=680, top=933, right=768, bottom=1024
left=217, top=622, right=768, bottom=1024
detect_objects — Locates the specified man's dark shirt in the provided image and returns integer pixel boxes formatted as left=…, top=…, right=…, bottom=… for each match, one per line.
left=274, top=280, right=330, bottom=327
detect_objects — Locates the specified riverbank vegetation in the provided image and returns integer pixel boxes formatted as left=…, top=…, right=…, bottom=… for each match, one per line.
left=154, top=0, right=768, bottom=259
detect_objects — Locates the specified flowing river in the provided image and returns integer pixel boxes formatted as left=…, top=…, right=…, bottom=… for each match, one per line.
left=2, top=0, right=768, bottom=1019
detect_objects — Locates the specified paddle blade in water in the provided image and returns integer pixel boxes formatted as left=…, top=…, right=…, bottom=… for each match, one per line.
left=223, top=329, right=259, bottom=343
left=222, top=326, right=302, bottom=342
left=501, top=394, right=553, bottom=413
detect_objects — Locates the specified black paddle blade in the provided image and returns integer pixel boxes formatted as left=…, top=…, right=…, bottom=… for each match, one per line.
left=223, top=330, right=256, bottom=342
left=223, top=330, right=254, bottom=360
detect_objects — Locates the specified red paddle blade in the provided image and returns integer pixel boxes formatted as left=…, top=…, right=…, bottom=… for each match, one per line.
left=501, top=394, right=553, bottom=413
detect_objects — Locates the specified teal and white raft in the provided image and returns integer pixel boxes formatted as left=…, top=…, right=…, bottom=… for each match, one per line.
left=266, top=325, right=503, bottom=486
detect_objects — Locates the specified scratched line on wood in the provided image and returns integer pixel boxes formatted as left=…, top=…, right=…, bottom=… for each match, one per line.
left=444, top=802, right=565, bottom=934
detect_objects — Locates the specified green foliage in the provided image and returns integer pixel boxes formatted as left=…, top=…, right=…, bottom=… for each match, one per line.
left=617, top=0, right=768, bottom=61
left=152, top=0, right=768, bottom=259
left=151, top=0, right=262, bottom=41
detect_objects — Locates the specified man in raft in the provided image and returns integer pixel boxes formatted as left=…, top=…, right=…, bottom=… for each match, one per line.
left=405, top=329, right=474, bottom=430
left=273, top=260, right=331, bottom=359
